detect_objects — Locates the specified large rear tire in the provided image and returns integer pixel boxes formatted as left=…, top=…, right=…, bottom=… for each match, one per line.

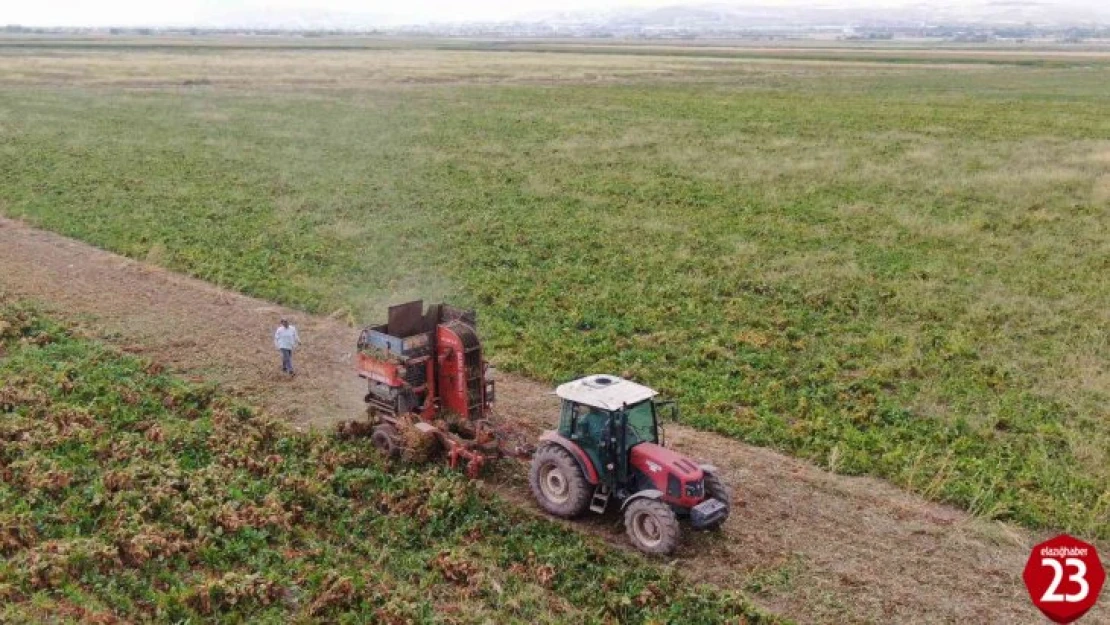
left=529, top=444, right=591, bottom=518
left=371, top=424, right=401, bottom=459
left=702, top=471, right=733, bottom=530
left=624, top=498, right=680, bottom=555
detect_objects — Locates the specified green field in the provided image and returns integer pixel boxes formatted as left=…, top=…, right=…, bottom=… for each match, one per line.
left=0, top=302, right=771, bottom=623
left=1, top=40, right=1107, bottom=539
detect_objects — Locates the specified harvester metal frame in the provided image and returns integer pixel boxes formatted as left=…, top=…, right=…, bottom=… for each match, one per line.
left=354, top=301, right=523, bottom=477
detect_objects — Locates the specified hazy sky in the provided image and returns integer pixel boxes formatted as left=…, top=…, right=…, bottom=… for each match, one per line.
left=2, top=0, right=1101, bottom=27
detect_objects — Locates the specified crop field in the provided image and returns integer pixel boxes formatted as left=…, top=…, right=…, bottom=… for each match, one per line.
left=0, top=302, right=771, bottom=623
left=0, top=35, right=1108, bottom=551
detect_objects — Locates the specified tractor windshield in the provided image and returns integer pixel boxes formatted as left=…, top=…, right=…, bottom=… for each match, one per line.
left=625, top=400, right=657, bottom=446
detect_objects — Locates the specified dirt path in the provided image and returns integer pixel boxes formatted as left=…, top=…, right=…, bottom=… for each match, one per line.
left=0, top=217, right=1081, bottom=624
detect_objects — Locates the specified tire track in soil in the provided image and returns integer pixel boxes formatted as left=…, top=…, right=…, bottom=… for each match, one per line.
left=0, top=217, right=1075, bottom=624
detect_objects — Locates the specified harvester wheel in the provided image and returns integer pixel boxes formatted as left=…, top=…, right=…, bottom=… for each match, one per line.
left=702, top=471, right=733, bottom=530
left=371, top=424, right=401, bottom=459
left=624, top=498, right=680, bottom=555
left=529, top=444, right=591, bottom=518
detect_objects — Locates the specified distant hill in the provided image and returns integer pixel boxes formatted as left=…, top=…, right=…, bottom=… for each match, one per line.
left=526, top=1, right=1110, bottom=31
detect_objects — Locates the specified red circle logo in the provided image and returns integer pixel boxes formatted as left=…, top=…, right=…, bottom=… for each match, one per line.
left=1023, top=534, right=1105, bottom=623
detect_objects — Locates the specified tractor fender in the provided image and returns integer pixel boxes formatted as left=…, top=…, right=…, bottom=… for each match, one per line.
left=699, top=464, right=720, bottom=475
left=620, top=489, right=664, bottom=512
left=537, top=431, right=599, bottom=485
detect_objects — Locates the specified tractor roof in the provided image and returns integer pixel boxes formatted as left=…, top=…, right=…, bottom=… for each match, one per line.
left=555, top=375, right=657, bottom=411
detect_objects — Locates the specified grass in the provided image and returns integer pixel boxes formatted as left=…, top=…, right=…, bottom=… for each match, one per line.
left=0, top=301, right=775, bottom=623
left=0, top=41, right=1107, bottom=539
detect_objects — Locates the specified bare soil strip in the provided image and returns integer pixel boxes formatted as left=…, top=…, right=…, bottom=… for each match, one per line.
left=0, top=217, right=1075, bottom=624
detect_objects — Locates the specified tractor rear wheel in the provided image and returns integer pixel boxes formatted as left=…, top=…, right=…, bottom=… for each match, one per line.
left=624, top=498, right=680, bottom=555
left=529, top=444, right=591, bottom=518
left=371, top=424, right=401, bottom=459
left=702, top=471, right=733, bottom=530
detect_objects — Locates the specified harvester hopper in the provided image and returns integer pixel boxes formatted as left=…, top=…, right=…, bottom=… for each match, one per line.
left=351, top=300, right=526, bottom=476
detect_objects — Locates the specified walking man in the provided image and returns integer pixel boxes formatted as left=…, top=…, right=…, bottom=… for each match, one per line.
left=274, top=317, right=300, bottom=376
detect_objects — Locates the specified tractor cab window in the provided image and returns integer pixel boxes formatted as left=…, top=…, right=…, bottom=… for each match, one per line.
left=568, top=403, right=609, bottom=443
left=559, top=401, right=575, bottom=431
left=624, top=400, right=656, bottom=446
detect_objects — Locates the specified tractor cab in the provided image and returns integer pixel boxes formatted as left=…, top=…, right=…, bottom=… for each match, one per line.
left=554, top=375, right=669, bottom=486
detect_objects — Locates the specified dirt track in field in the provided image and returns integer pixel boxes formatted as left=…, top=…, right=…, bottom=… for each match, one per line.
left=0, top=217, right=1080, bottom=624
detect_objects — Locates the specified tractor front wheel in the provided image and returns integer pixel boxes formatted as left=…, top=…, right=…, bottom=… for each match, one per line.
left=624, top=498, right=680, bottom=555
left=529, top=444, right=591, bottom=518
left=371, top=424, right=401, bottom=459
left=702, top=471, right=733, bottom=530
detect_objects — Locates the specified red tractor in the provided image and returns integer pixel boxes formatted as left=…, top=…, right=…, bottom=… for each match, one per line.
left=530, top=375, right=732, bottom=555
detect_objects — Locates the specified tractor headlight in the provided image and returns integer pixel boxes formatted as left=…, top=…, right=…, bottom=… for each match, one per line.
left=685, top=479, right=704, bottom=498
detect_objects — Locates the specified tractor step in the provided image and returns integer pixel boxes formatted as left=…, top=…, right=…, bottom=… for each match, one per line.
left=589, top=485, right=611, bottom=514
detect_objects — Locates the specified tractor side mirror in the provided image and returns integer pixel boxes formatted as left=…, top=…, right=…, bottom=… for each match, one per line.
left=655, top=400, right=678, bottom=446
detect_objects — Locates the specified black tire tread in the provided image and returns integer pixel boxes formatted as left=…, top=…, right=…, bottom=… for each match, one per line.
left=702, top=470, right=733, bottom=530
left=623, top=498, right=681, bottom=555
left=371, top=424, right=400, bottom=459
left=529, top=443, right=592, bottom=518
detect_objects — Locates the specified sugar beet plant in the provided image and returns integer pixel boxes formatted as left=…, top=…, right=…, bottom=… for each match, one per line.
left=0, top=303, right=774, bottom=624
